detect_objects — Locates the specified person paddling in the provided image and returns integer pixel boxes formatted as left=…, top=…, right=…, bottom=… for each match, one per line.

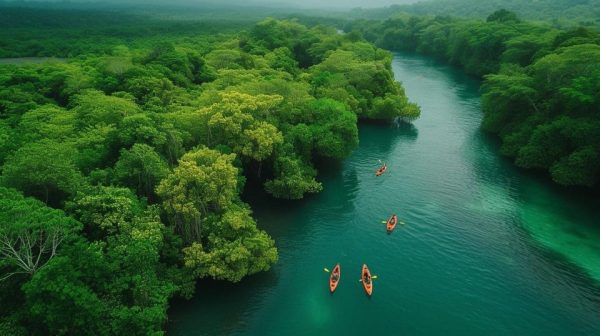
left=375, top=162, right=387, bottom=176
left=328, top=263, right=341, bottom=293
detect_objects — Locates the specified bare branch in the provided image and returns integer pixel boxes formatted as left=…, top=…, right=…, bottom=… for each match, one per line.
left=0, top=270, right=27, bottom=282
left=34, top=230, right=46, bottom=270
left=0, top=235, right=32, bottom=272
left=0, top=226, right=68, bottom=278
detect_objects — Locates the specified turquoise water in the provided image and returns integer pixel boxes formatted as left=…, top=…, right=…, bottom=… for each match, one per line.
left=168, top=52, right=600, bottom=335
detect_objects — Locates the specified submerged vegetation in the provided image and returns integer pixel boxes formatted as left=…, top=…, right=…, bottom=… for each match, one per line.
left=0, top=8, right=418, bottom=334
left=347, top=10, right=600, bottom=188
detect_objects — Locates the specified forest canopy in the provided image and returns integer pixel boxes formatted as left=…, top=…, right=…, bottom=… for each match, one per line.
left=0, top=9, right=419, bottom=335
left=349, top=0, right=600, bottom=27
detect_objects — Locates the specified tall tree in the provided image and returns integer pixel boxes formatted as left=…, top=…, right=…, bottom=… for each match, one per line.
left=1, top=140, right=84, bottom=205
left=114, top=144, right=170, bottom=199
left=156, top=147, right=239, bottom=243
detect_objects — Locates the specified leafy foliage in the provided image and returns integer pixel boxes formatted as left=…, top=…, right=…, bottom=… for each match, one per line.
left=349, top=0, right=600, bottom=27
left=0, top=10, right=419, bottom=334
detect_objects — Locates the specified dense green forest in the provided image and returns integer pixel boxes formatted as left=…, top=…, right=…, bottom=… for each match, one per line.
left=346, top=10, right=600, bottom=188
left=2, top=2, right=600, bottom=334
left=350, top=0, right=600, bottom=27
left=0, top=8, right=419, bottom=334
left=0, top=6, right=346, bottom=58
left=0, top=7, right=253, bottom=57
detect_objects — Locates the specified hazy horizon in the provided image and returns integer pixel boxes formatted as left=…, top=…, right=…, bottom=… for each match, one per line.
left=2, top=0, right=421, bottom=9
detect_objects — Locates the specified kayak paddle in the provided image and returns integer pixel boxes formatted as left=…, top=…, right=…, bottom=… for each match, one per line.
left=383, top=220, right=406, bottom=224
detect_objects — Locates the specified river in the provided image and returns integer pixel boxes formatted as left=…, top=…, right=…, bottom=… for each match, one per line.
left=0, top=57, right=67, bottom=65
left=168, top=52, right=600, bottom=335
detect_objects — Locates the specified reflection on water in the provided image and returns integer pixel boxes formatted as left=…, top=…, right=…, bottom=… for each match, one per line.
left=168, top=270, right=280, bottom=335
left=467, top=113, right=600, bottom=283
left=394, top=120, right=419, bottom=141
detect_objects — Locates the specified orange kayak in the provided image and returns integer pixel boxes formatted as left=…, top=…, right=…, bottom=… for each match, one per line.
left=375, top=165, right=387, bottom=176
left=329, top=263, right=341, bottom=293
left=387, top=214, right=398, bottom=233
left=361, top=264, right=373, bottom=296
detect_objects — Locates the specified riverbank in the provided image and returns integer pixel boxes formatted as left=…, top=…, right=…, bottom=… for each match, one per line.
left=0, top=57, right=67, bottom=65
left=168, top=52, right=600, bottom=336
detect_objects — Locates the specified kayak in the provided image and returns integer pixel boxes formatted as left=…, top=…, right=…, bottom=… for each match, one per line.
left=375, top=165, right=387, bottom=176
left=386, top=214, right=398, bottom=233
left=329, top=263, right=341, bottom=293
left=361, top=264, right=373, bottom=296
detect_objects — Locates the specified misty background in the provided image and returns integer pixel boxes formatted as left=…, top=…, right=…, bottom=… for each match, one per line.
left=3, top=0, right=421, bottom=9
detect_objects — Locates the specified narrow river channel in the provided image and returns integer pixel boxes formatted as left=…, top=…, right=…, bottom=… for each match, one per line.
left=169, top=52, right=600, bottom=336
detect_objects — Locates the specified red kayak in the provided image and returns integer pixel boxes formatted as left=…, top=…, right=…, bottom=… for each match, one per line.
left=375, top=164, right=387, bottom=176
left=329, top=263, right=341, bottom=293
left=386, top=214, right=398, bottom=233
left=361, top=264, right=373, bottom=296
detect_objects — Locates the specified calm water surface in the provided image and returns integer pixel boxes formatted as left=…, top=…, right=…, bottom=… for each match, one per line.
left=0, top=57, right=67, bottom=65
left=169, top=52, right=600, bottom=336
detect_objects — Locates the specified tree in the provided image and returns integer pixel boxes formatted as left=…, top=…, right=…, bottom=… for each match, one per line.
left=22, top=252, right=110, bottom=335
left=15, top=104, right=75, bottom=143
left=124, top=75, right=174, bottom=106
left=182, top=204, right=277, bottom=282
left=1, top=140, right=84, bottom=205
left=371, top=92, right=421, bottom=121
left=67, top=186, right=143, bottom=239
left=28, top=192, right=175, bottom=335
left=74, top=124, right=117, bottom=174
left=156, top=147, right=239, bottom=243
left=0, top=187, right=81, bottom=281
left=248, top=18, right=307, bottom=51
left=204, top=49, right=253, bottom=70
left=199, top=92, right=284, bottom=161
left=501, top=33, right=554, bottom=66
left=238, top=121, right=284, bottom=161
left=143, top=42, right=191, bottom=85
left=265, top=145, right=323, bottom=199
left=0, top=121, right=15, bottom=165
left=481, top=67, right=538, bottom=133
left=117, top=113, right=167, bottom=149
left=486, top=9, right=520, bottom=23
left=72, top=90, right=140, bottom=130
left=113, top=144, right=170, bottom=199
left=311, top=47, right=420, bottom=120
left=307, top=98, right=358, bottom=159
left=265, top=47, right=299, bottom=75
left=551, top=147, right=600, bottom=187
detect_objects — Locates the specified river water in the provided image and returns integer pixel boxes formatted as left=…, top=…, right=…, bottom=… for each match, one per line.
left=0, top=57, right=67, bottom=65
left=168, top=52, right=600, bottom=335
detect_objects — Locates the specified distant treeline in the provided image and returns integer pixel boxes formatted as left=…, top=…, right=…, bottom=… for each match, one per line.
left=349, top=0, right=600, bottom=27
left=347, top=10, right=600, bottom=188
left=0, top=7, right=346, bottom=58
left=0, top=7, right=259, bottom=58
